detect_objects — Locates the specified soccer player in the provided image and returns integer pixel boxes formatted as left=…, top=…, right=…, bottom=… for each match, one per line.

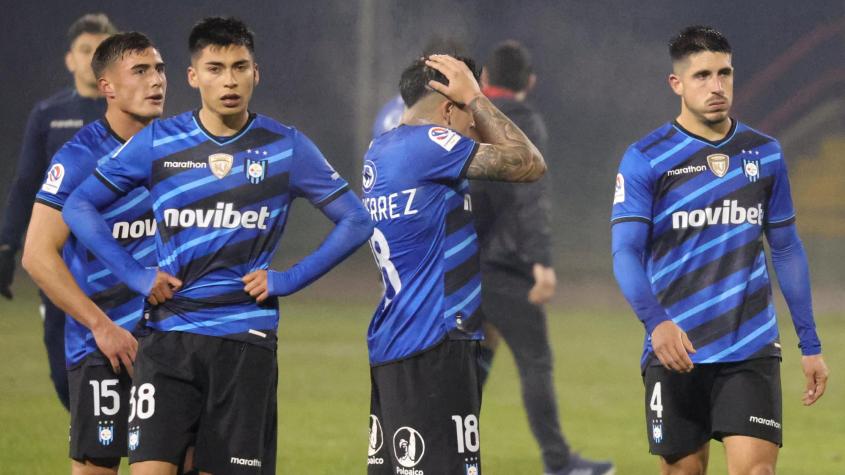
left=611, top=26, right=829, bottom=474
left=22, top=31, right=166, bottom=475
left=471, top=40, right=614, bottom=475
left=0, top=13, right=116, bottom=410
left=362, top=54, right=545, bottom=474
left=63, top=17, right=373, bottom=474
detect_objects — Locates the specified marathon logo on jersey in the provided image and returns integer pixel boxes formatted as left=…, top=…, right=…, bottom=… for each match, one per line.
left=672, top=200, right=764, bottom=229
left=742, top=150, right=761, bottom=183
left=41, top=163, right=65, bottom=194
left=651, top=419, right=663, bottom=444
left=112, top=218, right=157, bottom=239
left=128, top=426, right=140, bottom=451
left=163, top=160, right=207, bottom=169
left=613, top=173, right=625, bottom=204
left=362, top=160, right=377, bottom=193
left=50, top=119, right=84, bottom=129
left=230, top=457, right=262, bottom=468
left=367, top=415, right=385, bottom=465
left=667, top=164, right=707, bottom=176
left=245, top=159, right=267, bottom=184
left=393, top=426, right=425, bottom=473
left=706, top=153, right=730, bottom=178
left=97, top=420, right=114, bottom=446
left=208, top=153, right=234, bottom=179
left=428, top=126, right=461, bottom=151
left=163, top=202, right=271, bottom=230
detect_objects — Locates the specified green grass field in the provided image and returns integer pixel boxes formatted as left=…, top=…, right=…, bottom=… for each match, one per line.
left=1, top=276, right=842, bottom=474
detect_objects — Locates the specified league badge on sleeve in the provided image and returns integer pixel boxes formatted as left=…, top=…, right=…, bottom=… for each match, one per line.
left=245, top=158, right=267, bottom=184
left=428, top=127, right=461, bottom=151
left=613, top=173, right=625, bottom=205
left=741, top=150, right=760, bottom=183
left=41, top=163, right=65, bottom=194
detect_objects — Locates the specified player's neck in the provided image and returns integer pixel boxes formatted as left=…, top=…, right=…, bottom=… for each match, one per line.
left=104, top=107, right=152, bottom=141
left=675, top=112, right=732, bottom=142
left=74, top=77, right=100, bottom=99
left=198, top=107, right=250, bottom=138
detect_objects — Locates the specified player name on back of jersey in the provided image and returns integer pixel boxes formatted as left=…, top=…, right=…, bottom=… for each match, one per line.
left=363, top=188, right=418, bottom=222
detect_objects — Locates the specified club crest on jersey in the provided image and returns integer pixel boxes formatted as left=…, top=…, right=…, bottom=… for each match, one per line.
left=128, top=426, right=140, bottom=451
left=362, top=160, right=377, bottom=193
left=245, top=159, right=267, bottom=184
left=208, top=153, right=234, bottom=179
left=393, top=426, right=425, bottom=468
left=97, top=420, right=114, bottom=446
left=706, top=153, right=730, bottom=178
left=428, top=126, right=461, bottom=151
left=41, top=163, right=65, bottom=194
left=741, top=150, right=761, bottom=183
left=652, top=419, right=663, bottom=444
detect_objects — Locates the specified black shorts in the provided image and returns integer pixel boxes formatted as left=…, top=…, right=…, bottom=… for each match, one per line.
left=68, top=353, right=132, bottom=466
left=643, top=357, right=782, bottom=457
left=127, top=331, right=277, bottom=474
left=368, top=339, right=482, bottom=475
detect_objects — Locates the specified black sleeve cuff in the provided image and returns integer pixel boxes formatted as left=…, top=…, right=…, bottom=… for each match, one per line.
left=766, top=216, right=796, bottom=229
left=459, top=142, right=480, bottom=179
left=35, top=197, right=63, bottom=212
left=315, top=184, right=351, bottom=209
left=611, top=216, right=652, bottom=225
left=94, top=170, right=124, bottom=194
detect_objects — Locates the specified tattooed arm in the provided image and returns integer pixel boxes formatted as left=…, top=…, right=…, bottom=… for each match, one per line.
left=424, top=54, right=546, bottom=182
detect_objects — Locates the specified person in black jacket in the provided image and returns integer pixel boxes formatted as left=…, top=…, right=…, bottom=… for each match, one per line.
left=0, top=13, right=116, bottom=410
left=471, top=40, right=614, bottom=475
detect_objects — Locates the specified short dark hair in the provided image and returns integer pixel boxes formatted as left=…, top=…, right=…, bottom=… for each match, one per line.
left=669, top=26, right=731, bottom=62
left=91, top=32, right=156, bottom=79
left=189, top=17, right=255, bottom=57
left=399, top=55, right=480, bottom=108
left=67, top=13, right=117, bottom=48
left=486, top=40, right=533, bottom=92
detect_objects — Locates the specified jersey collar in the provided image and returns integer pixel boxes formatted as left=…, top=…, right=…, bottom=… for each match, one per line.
left=672, top=118, right=737, bottom=148
left=192, top=109, right=257, bottom=145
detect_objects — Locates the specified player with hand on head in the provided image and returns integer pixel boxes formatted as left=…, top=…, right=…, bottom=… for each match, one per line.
left=0, top=13, right=116, bottom=410
left=63, top=17, right=372, bottom=475
left=362, top=53, right=544, bottom=474
left=611, top=25, right=828, bottom=475
left=22, top=31, right=166, bottom=475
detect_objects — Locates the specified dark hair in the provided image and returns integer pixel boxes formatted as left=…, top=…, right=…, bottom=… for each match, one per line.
left=486, top=40, right=533, bottom=92
left=67, top=13, right=117, bottom=48
left=399, top=55, right=480, bottom=108
left=669, top=26, right=731, bottom=61
left=189, top=17, right=255, bottom=57
left=91, top=32, right=156, bottom=79
left=421, top=36, right=467, bottom=57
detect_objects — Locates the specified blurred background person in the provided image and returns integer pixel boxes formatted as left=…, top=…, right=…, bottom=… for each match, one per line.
left=471, top=40, right=614, bottom=475
left=0, top=13, right=117, bottom=411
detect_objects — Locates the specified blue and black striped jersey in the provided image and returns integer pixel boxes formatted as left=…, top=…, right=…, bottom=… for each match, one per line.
left=93, top=111, right=349, bottom=347
left=362, top=125, right=483, bottom=365
left=35, top=119, right=154, bottom=367
left=612, top=119, right=795, bottom=367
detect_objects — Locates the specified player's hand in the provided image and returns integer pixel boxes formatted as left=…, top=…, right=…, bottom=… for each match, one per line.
left=528, top=263, right=556, bottom=305
left=801, top=354, right=829, bottom=406
left=147, top=271, right=182, bottom=306
left=0, top=245, right=15, bottom=300
left=243, top=270, right=270, bottom=303
left=91, top=319, right=138, bottom=377
left=651, top=320, right=696, bottom=373
left=424, top=54, right=484, bottom=107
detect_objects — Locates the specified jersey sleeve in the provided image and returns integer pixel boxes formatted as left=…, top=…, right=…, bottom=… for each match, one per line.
left=289, top=130, right=351, bottom=208
left=93, top=123, right=155, bottom=194
left=765, top=142, right=796, bottom=228
left=33, top=143, right=91, bottom=211
left=414, top=126, right=478, bottom=183
left=611, top=145, right=654, bottom=225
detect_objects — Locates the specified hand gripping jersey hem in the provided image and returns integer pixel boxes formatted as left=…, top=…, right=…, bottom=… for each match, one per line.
left=34, top=196, right=64, bottom=212
left=94, top=169, right=126, bottom=194
left=458, top=142, right=481, bottom=179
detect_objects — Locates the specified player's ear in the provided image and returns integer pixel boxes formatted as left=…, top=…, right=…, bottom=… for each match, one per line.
left=253, top=62, right=260, bottom=87
left=187, top=65, right=199, bottom=89
left=443, top=101, right=454, bottom=127
left=668, top=73, right=683, bottom=96
left=65, top=51, right=75, bottom=74
left=98, top=76, right=113, bottom=98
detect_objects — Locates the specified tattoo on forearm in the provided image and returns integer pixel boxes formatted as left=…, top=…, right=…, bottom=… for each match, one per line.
left=465, top=96, right=546, bottom=182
